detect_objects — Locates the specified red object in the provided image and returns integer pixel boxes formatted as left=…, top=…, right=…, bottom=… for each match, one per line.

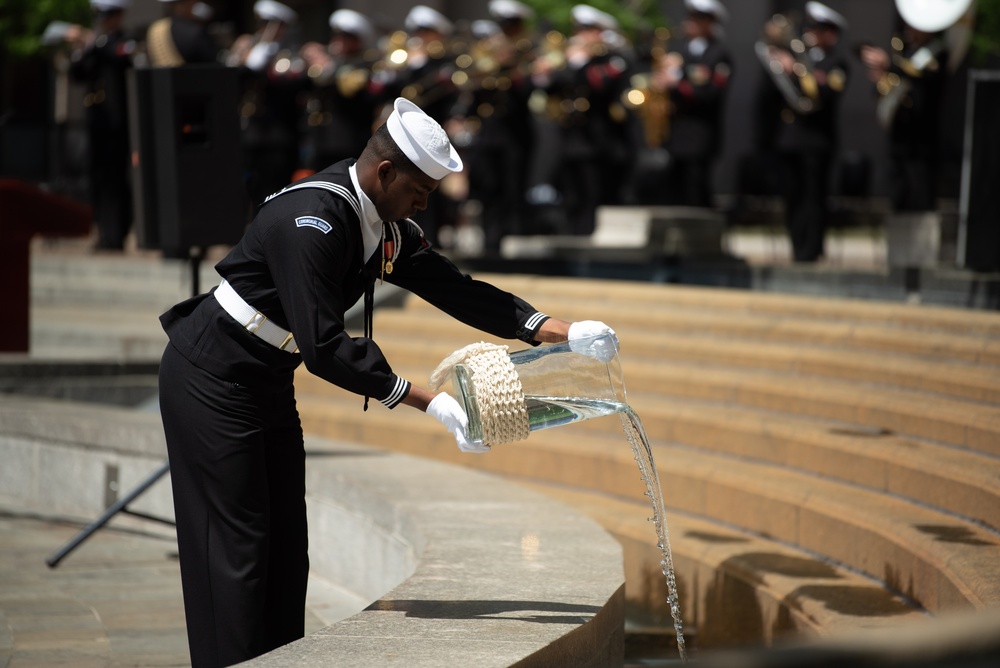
left=0, top=179, right=92, bottom=352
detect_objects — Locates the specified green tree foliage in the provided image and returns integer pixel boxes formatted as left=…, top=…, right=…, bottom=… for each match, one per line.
left=522, top=0, right=667, bottom=37
left=971, top=0, right=1000, bottom=64
left=0, top=0, right=91, bottom=59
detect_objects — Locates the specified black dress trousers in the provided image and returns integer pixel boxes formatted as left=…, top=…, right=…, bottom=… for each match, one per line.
left=159, top=343, right=308, bottom=667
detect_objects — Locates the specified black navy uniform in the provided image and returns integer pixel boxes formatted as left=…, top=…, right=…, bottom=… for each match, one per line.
left=69, top=28, right=135, bottom=249
left=666, top=36, right=732, bottom=207
left=880, top=37, right=948, bottom=211
left=304, top=53, right=386, bottom=171
left=454, top=37, right=537, bottom=250
left=158, top=160, right=549, bottom=667
left=768, top=47, right=848, bottom=262
left=239, top=42, right=310, bottom=210
left=531, top=45, right=635, bottom=235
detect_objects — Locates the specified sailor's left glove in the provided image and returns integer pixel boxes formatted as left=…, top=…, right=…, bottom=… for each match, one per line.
left=568, top=320, right=619, bottom=362
left=426, top=392, right=490, bottom=454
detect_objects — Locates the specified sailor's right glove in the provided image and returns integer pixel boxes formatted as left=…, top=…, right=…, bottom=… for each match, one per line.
left=568, top=320, right=619, bottom=362
left=426, top=392, right=490, bottom=454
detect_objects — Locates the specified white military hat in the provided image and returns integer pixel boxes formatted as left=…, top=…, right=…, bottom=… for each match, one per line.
left=192, top=2, right=214, bottom=20
left=386, top=97, right=463, bottom=180
left=330, top=9, right=375, bottom=45
left=254, top=0, right=297, bottom=24
left=90, top=0, right=130, bottom=10
left=472, top=19, right=502, bottom=39
left=405, top=5, right=454, bottom=36
left=805, top=1, right=848, bottom=30
left=489, top=0, right=534, bottom=21
left=684, top=0, right=728, bottom=22
left=571, top=5, right=618, bottom=31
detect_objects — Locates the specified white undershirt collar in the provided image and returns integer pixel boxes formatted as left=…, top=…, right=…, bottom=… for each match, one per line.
left=689, top=37, right=708, bottom=58
left=349, top=163, right=383, bottom=262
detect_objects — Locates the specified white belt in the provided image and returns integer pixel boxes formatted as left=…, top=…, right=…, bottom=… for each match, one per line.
left=214, top=279, right=298, bottom=353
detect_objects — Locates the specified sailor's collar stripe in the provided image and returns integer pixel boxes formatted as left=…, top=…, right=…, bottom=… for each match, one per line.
left=265, top=181, right=363, bottom=223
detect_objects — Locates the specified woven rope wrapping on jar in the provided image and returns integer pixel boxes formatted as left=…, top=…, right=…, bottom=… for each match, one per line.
left=429, top=342, right=530, bottom=445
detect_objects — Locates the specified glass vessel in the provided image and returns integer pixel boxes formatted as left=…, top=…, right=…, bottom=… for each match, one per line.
left=450, top=334, right=627, bottom=443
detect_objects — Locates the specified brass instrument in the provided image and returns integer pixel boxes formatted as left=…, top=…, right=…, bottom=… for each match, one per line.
left=224, top=18, right=283, bottom=69
left=873, top=36, right=946, bottom=128
left=528, top=28, right=631, bottom=124
left=868, top=0, right=972, bottom=128
left=623, top=26, right=672, bottom=148
left=374, top=28, right=473, bottom=109
left=755, top=12, right=821, bottom=115
left=450, top=27, right=539, bottom=98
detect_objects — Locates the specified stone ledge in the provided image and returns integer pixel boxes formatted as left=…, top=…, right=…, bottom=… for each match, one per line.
left=249, top=437, right=626, bottom=668
left=0, top=394, right=626, bottom=668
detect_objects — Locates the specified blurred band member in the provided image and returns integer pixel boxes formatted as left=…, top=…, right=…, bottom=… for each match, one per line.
left=528, top=4, right=634, bottom=236
left=860, top=17, right=947, bottom=211
left=660, top=0, right=732, bottom=207
left=147, top=0, right=219, bottom=66
left=230, top=1, right=306, bottom=208
left=452, top=0, right=538, bottom=251
left=67, top=0, right=136, bottom=250
left=765, top=2, right=849, bottom=262
left=301, top=9, right=385, bottom=171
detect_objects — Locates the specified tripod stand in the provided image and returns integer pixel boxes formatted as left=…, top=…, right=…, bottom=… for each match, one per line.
left=46, top=249, right=207, bottom=568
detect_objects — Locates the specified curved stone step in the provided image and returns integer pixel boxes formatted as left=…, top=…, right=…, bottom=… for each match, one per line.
left=454, top=274, right=1000, bottom=340
left=299, top=338, right=1000, bottom=460
left=299, top=370, right=1000, bottom=531
left=293, top=396, right=1000, bottom=614
left=514, top=482, right=928, bottom=648
left=381, top=297, right=1000, bottom=366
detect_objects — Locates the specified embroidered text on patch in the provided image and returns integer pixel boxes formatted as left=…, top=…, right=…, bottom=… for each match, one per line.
left=295, top=216, right=332, bottom=234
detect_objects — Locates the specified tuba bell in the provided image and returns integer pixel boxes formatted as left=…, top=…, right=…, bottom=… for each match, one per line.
left=894, top=0, right=974, bottom=34
left=869, top=0, right=974, bottom=128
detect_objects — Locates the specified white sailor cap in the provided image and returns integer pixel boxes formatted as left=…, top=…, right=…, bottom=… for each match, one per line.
left=329, top=9, right=375, bottom=45
left=684, top=0, right=728, bottom=22
left=489, top=0, right=534, bottom=21
left=386, top=97, right=463, bottom=180
left=192, top=2, right=214, bottom=20
left=805, top=1, right=848, bottom=31
left=254, top=0, right=297, bottom=24
left=571, top=5, right=618, bottom=31
left=405, top=5, right=454, bottom=36
left=472, top=19, right=502, bottom=39
left=91, top=0, right=130, bottom=10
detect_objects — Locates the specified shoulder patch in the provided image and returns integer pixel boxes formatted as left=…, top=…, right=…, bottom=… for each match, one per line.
left=295, top=216, right=332, bottom=234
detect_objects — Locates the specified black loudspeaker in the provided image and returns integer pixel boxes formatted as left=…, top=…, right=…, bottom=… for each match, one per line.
left=127, top=64, right=247, bottom=252
left=958, top=70, right=1000, bottom=272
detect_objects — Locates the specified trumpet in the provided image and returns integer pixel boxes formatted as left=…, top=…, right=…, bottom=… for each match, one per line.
left=529, top=28, right=633, bottom=124
left=623, top=26, right=672, bottom=148
left=755, top=12, right=821, bottom=115
left=373, top=29, right=472, bottom=109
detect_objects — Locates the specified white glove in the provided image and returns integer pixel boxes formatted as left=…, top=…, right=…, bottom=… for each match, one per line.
left=568, top=320, right=619, bottom=362
left=426, top=393, right=490, bottom=454
left=245, top=41, right=278, bottom=71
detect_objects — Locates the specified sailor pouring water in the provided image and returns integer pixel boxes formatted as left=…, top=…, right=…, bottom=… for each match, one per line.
left=156, top=96, right=616, bottom=667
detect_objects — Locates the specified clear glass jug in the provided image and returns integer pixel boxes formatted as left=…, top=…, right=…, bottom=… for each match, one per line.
left=448, top=334, right=627, bottom=443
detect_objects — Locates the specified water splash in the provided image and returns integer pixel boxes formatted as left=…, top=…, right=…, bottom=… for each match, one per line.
left=523, top=397, right=688, bottom=661
left=619, top=407, right=687, bottom=662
